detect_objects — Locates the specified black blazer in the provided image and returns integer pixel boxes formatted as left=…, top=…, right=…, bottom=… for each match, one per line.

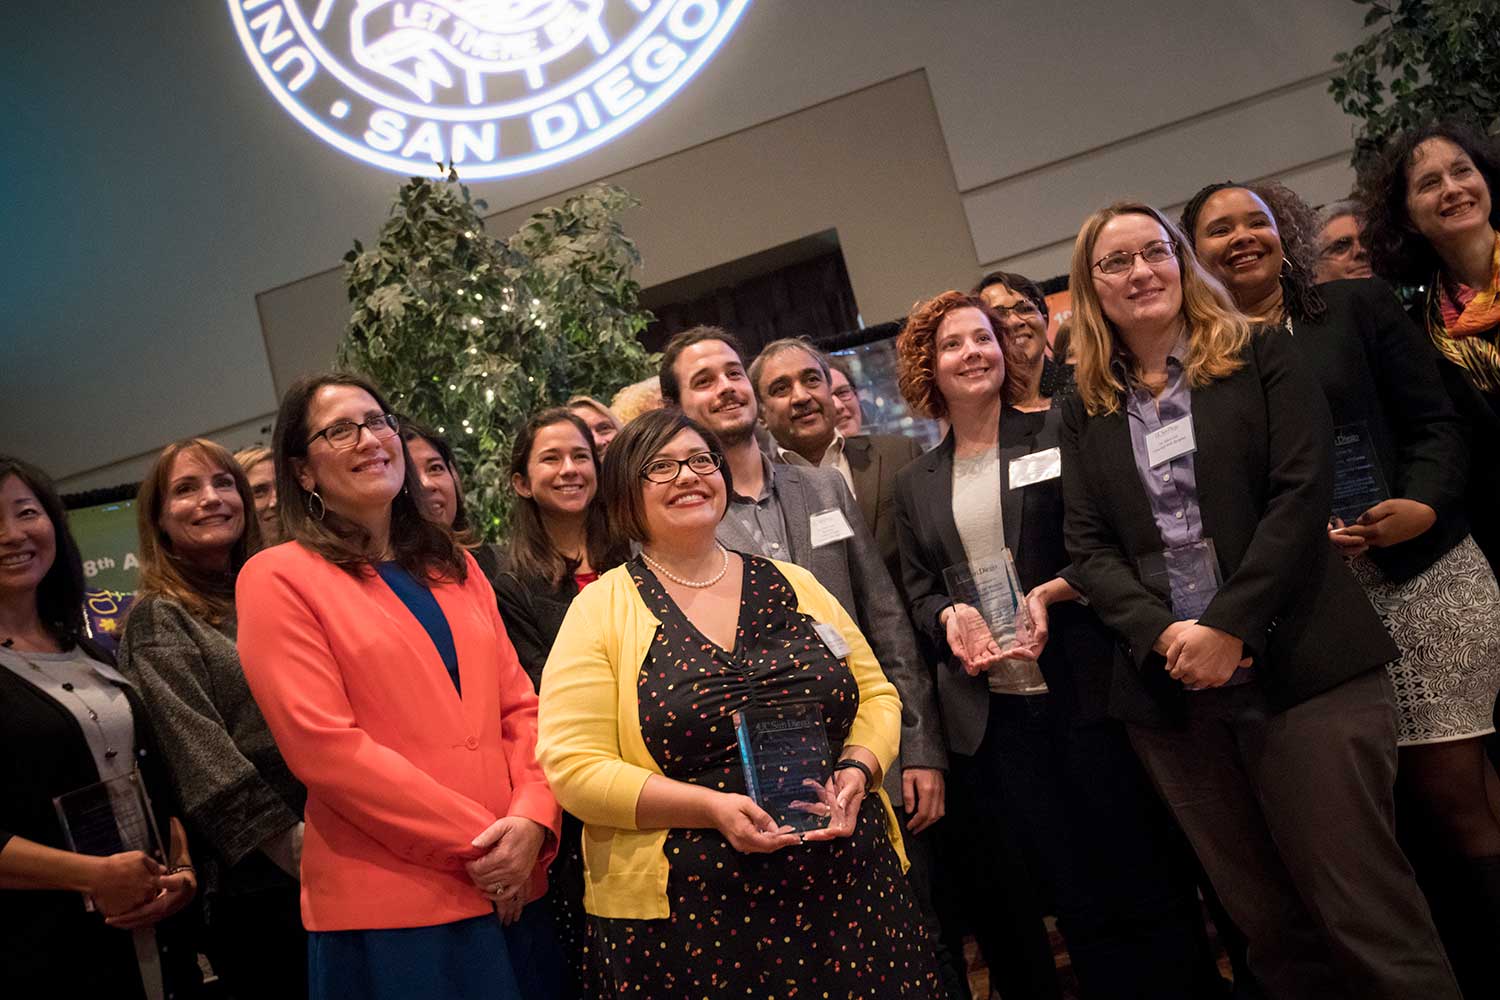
left=894, top=406, right=1115, bottom=756
left=1409, top=291, right=1500, bottom=576
left=1060, top=327, right=1398, bottom=728
left=0, top=638, right=194, bottom=997
left=1294, top=278, right=1469, bottom=581
left=842, top=433, right=923, bottom=585
left=493, top=554, right=582, bottom=692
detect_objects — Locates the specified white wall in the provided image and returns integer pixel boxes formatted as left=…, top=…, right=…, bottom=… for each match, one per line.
left=3, top=0, right=1368, bottom=490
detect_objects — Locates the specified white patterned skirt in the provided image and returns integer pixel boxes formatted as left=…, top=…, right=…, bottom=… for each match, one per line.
left=1350, top=535, right=1500, bottom=747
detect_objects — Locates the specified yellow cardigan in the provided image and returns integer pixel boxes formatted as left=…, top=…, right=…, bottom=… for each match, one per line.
left=536, top=557, right=905, bottom=920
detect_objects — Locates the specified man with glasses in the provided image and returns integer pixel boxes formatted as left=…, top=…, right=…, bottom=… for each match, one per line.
left=1314, top=201, right=1375, bottom=284
left=659, top=326, right=967, bottom=999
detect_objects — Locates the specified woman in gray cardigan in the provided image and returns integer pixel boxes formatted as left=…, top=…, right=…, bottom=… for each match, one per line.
left=118, top=438, right=307, bottom=998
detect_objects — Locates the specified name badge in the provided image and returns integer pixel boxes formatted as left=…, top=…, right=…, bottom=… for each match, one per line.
left=812, top=622, right=852, bottom=659
left=1145, top=417, right=1196, bottom=468
left=1008, top=447, right=1061, bottom=489
left=808, top=508, right=855, bottom=548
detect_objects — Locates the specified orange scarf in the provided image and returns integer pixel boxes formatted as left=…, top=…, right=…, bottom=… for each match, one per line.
left=1428, top=233, right=1500, bottom=392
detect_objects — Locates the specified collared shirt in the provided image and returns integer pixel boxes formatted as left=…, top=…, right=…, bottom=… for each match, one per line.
left=1116, top=335, right=1251, bottom=687
left=777, top=430, right=855, bottom=497
left=1117, top=336, right=1204, bottom=550
left=722, top=452, right=791, bottom=558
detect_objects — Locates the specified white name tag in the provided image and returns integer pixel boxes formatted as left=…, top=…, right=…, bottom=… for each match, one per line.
left=813, top=622, right=852, bottom=659
left=1145, top=417, right=1197, bottom=468
left=808, top=508, right=855, bottom=548
left=1008, top=447, right=1062, bottom=489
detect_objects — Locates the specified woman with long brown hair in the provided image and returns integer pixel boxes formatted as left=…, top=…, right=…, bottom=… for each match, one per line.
left=236, top=373, right=560, bottom=1000
left=118, top=437, right=307, bottom=997
left=1061, top=200, right=1456, bottom=999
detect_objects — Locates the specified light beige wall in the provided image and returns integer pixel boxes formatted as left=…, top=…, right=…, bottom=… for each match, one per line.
left=258, top=71, right=976, bottom=398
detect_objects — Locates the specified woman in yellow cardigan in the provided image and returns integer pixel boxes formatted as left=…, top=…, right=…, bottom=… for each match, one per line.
left=538, top=408, right=940, bottom=998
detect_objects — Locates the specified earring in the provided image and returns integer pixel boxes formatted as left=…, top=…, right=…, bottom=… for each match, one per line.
left=306, top=490, right=326, bottom=521
left=1280, top=255, right=1298, bottom=277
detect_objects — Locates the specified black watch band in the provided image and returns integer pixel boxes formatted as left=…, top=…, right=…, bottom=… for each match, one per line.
left=833, top=757, right=874, bottom=793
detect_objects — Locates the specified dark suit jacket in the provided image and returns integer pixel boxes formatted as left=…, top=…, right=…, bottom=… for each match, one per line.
left=894, top=409, right=1115, bottom=756
left=1060, top=327, right=1398, bottom=728
left=1410, top=290, right=1500, bottom=576
left=716, top=462, right=948, bottom=773
left=1294, top=278, right=1469, bottom=582
left=843, top=434, right=923, bottom=582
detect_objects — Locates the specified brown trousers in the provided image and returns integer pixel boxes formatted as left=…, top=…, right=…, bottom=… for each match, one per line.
left=1128, top=669, right=1460, bottom=1000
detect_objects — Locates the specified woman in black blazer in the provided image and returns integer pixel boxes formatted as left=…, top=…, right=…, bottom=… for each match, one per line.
left=1060, top=201, right=1458, bottom=1000
left=493, top=407, right=626, bottom=999
left=891, top=292, right=1220, bottom=1000
left=1182, top=181, right=1500, bottom=985
left=0, top=456, right=200, bottom=999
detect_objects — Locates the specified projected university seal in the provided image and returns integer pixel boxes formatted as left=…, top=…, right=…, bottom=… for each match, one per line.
left=229, top=0, right=750, bottom=178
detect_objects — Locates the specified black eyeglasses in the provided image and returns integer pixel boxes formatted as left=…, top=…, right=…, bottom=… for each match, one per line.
left=308, top=414, right=400, bottom=451
left=1093, top=240, right=1178, bottom=276
left=640, top=451, right=723, bottom=484
left=1319, top=236, right=1364, bottom=259
left=991, top=300, right=1042, bottom=319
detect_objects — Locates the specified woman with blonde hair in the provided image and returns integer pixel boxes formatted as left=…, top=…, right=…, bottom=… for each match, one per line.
left=564, top=395, right=622, bottom=457
left=119, top=437, right=308, bottom=997
left=1060, top=200, right=1457, bottom=999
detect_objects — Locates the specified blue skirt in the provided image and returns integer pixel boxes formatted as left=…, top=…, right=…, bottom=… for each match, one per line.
left=308, top=905, right=561, bottom=1000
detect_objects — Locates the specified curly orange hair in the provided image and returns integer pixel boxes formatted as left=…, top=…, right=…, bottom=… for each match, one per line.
left=895, top=291, right=1006, bottom=419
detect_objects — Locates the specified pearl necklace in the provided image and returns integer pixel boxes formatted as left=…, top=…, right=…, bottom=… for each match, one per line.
left=642, top=544, right=729, bottom=588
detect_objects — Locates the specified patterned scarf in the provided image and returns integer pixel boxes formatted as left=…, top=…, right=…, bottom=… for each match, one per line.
left=1428, top=233, right=1500, bottom=393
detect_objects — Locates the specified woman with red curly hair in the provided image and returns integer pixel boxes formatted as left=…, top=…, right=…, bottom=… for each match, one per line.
left=891, top=292, right=1221, bottom=999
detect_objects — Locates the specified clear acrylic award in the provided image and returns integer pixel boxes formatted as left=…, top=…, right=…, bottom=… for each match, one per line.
left=1331, top=422, right=1390, bottom=525
left=943, top=549, right=1035, bottom=661
left=733, top=703, right=834, bottom=835
left=1139, top=539, right=1223, bottom=621
left=53, top=768, right=166, bottom=912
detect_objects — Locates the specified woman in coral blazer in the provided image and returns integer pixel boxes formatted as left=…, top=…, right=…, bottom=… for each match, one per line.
left=237, top=374, right=560, bottom=1000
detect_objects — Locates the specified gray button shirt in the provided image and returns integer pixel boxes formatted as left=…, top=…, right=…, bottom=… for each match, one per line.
left=721, top=452, right=791, bottom=558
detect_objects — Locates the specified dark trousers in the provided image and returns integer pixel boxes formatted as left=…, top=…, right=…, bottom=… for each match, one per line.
left=979, top=693, right=1221, bottom=1000
left=204, top=881, right=308, bottom=999
left=892, top=784, right=971, bottom=1000
left=1127, top=669, right=1460, bottom=1000
left=941, top=737, right=1060, bottom=1000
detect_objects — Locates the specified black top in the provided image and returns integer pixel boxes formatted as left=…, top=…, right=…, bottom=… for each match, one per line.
left=0, top=638, right=195, bottom=997
left=1410, top=292, right=1500, bottom=575
left=894, top=406, right=1116, bottom=755
left=1060, top=327, right=1399, bottom=727
left=1292, top=278, right=1469, bottom=582
left=492, top=553, right=582, bottom=692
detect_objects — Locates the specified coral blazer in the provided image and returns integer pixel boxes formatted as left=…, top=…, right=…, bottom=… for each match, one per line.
left=237, top=542, right=560, bottom=931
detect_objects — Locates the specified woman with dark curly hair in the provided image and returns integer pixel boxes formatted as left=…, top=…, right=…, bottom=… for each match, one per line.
left=1182, top=180, right=1500, bottom=991
left=1364, top=121, right=1500, bottom=577
left=891, top=291, right=1224, bottom=1000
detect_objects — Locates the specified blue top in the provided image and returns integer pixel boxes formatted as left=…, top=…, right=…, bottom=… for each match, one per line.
left=375, top=562, right=460, bottom=695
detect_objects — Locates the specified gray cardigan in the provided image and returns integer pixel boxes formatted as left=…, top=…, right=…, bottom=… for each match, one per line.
left=117, top=594, right=305, bottom=890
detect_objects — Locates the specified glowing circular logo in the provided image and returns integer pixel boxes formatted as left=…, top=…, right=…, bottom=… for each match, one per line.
left=229, top=0, right=750, bottom=178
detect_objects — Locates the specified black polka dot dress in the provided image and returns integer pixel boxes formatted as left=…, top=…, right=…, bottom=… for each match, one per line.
left=584, top=555, right=940, bottom=999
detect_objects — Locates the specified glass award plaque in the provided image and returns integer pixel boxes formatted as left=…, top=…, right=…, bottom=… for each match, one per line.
left=733, top=703, right=834, bottom=835
left=1139, top=539, right=1223, bottom=621
left=53, top=768, right=165, bottom=912
left=943, top=550, right=1035, bottom=661
left=1331, top=422, right=1390, bottom=525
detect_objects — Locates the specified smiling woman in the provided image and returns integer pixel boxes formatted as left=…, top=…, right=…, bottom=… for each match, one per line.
left=118, top=438, right=309, bottom=997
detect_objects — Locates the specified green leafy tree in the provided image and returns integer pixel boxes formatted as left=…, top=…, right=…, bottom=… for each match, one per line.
left=338, top=169, right=656, bottom=541
left=1330, top=0, right=1500, bottom=170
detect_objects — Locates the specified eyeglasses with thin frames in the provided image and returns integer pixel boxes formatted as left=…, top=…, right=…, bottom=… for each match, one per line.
left=308, top=414, right=400, bottom=451
left=1093, top=240, right=1178, bottom=276
left=640, top=451, right=723, bottom=484
left=991, top=300, right=1042, bottom=320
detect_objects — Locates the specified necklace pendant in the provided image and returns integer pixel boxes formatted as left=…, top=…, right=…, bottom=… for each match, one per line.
left=105, top=749, right=117, bottom=760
